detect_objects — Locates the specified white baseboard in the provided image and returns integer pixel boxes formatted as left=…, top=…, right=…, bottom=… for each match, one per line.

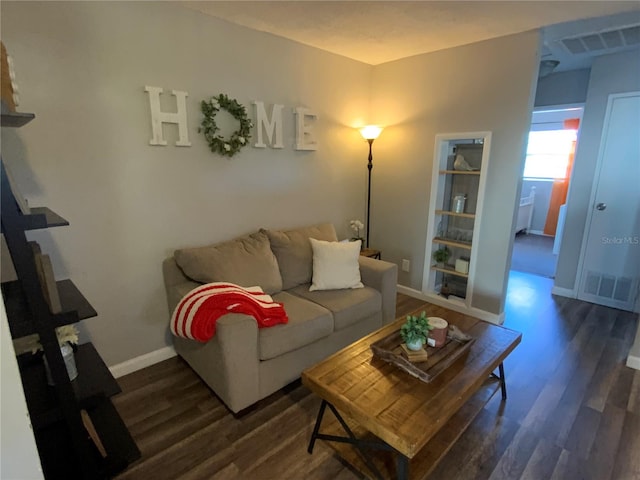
left=109, top=345, right=176, bottom=378
left=397, top=285, right=504, bottom=325
left=628, top=321, right=640, bottom=370
left=627, top=354, right=640, bottom=370
left=527, top=229, right=546, bottom=236
left=551, top=286, right=576, bottom=298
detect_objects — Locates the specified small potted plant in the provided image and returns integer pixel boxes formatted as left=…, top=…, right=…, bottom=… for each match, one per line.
left=12, top=325, right=80, bottom=384
left=349, top=219, right=364, bottom=244
left=400, top=311, right=433, bottom=351
left=432, top=246, right=451, bottom=267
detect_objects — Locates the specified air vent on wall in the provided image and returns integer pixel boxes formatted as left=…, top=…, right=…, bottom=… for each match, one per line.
left=584, top=270, right=635, bottom=303
left=561, top=24, right=640, bottom=55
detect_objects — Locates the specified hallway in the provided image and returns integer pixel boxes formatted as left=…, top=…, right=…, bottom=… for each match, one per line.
left=511, top=233, right=558, bottom=279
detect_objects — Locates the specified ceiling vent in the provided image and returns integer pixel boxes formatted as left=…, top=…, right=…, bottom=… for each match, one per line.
left=560, top=24, right=640, bottom=55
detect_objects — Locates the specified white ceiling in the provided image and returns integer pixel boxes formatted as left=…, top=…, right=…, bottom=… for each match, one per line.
left=181, top=1, right=640, bottom=71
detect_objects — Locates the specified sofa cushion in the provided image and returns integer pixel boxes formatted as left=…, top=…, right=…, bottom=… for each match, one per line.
left=289, top=284, right=381, bottom=331
left=309, top=238, right=364, bottom=291
left=262, top=223, right=338, bottom=290
left=258, top=291, right=333, bottom=361
left=174, top=231, right=283, bottom=295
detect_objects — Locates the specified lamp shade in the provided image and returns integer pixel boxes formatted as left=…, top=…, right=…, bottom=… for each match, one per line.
left=359, top=125, right=383, bottom=140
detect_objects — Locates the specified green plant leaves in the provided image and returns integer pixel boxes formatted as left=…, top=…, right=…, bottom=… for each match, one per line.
left=199, top=94, right=253, bottom=157
left=399, top=311, right=433, bottom=344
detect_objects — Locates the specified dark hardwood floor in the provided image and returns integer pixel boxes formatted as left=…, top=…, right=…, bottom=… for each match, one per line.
left=113, top=271, right=639, bottom=479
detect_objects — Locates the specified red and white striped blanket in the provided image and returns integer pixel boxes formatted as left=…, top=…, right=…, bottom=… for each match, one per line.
left=170, top=282, right=288, bottom=342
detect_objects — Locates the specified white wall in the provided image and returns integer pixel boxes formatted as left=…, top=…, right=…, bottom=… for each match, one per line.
left=370, top=32, right=540, bottom=315
left=1, top=1, right=372, bottom=365
left=555, top=49, right=640, bottom=291
left=0, top=301, right=44, bottom=479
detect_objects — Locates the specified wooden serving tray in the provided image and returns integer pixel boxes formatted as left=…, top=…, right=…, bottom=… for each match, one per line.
left=370, top=328, right=474, bottom=383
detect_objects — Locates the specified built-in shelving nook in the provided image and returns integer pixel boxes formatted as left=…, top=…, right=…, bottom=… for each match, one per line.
left=423, top=132, right=491, bottom=313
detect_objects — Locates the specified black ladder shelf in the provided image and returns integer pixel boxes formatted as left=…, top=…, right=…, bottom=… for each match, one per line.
left=1, top=111, right=139, bottom=479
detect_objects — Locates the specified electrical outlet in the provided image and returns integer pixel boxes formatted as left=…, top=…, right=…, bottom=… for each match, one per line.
left=402, top=259, right=410, bottom=272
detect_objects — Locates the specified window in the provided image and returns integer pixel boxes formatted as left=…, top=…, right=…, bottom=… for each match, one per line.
left=523, top=129, right=577, bottom=180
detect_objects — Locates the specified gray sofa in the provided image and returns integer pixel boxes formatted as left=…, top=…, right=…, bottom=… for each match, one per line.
left=162, top=223, right=398, bottom=413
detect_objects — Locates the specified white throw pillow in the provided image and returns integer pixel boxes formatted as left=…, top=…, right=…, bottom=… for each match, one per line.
left=309, top=238, right=364, bottom=291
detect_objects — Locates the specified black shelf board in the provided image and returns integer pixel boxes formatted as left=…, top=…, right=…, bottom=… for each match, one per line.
left=24, top=207, right=69, bottom=230
left=58, top=279, right=98, bottom=319
left=33, top=399, right=140, bottom=479
left=86, top=399, right=141, bottom=474
left=2, top=279, right=98, bottom=339
left=18, top=343, right=121, bottom=430
left=1, top=111, right=35, bottom=127
left=34, top=419, right=107, bottom=480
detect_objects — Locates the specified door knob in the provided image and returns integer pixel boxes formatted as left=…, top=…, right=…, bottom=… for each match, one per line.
left=596, top=202, right=607, bottom=211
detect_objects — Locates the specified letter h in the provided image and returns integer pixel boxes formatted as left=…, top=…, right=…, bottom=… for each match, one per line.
left=145, top=86, right=191, bottom=146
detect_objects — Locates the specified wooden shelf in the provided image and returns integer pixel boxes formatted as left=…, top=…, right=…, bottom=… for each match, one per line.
left=433, top=237, right=472, bottom=250
left=435, top=209, right=476, bottom=219
left=17, top=343, right=121, bottom=430
left=321, top=377, right=501, bottom=479
left=85, top=398, right=141, bottom=473
left=431, top=264, right=469, bottom=278
left=2, top=279, right=98, bottom=339
left=25, top=344, right=140, bottom=478
left=34, top=419, right=105, bottom=479
left=439, top=169, right=481, bottom=175
left=1, top=111, right=35, bottom=127
left=24, top=207, right=69, bottom=230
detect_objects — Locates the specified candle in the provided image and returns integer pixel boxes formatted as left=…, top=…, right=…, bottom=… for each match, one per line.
left=429, top=317, right=448, bottom=347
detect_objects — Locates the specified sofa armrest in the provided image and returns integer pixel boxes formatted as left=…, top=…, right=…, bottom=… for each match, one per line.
left=164, top=256, right=262, bottom=412
left=359, top=256, right=398, bottom=325
left=173, top=313, right=261, bottom=413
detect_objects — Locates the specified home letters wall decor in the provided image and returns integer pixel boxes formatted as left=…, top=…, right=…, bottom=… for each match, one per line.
left=200, top=94, right=252, bottom=157
left=294, top=107, right=318, bottom=151
left=144, top=86, right=318, bottom=152
left=253, top=101, right=284, bottom=149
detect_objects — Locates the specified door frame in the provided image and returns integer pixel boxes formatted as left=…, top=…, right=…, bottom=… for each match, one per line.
left=512, top=104, right=583, bottom=281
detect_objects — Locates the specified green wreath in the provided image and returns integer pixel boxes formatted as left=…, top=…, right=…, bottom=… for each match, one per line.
left=199, top=94, right=252, bottom=157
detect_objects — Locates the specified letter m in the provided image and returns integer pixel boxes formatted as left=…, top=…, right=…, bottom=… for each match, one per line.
left=253, top=101, right=284, bottom=149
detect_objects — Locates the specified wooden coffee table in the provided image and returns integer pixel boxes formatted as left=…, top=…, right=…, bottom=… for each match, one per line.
left=302, top=304, right=521, bottom=480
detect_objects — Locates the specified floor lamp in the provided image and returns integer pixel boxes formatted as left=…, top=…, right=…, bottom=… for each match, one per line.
left=359, top=125, right=383, bottom=248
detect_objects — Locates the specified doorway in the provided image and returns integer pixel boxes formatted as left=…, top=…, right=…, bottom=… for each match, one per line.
left=510, top=106, right=583, bottom=279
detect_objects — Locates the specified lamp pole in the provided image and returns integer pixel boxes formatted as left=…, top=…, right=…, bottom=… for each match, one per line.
left=358, top=125, right=382, bottom=250
left=366, top=138, right=374, bottom=249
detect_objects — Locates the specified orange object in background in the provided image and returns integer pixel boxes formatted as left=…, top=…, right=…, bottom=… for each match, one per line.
left=543, top=118, right=580, bottom=236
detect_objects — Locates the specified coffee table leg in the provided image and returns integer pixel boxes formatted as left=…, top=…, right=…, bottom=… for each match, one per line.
left=306, top=400, right=391, bottom=480
left=498, top=363, right=507, bottom=400
left=397, top=454, right=409, bottom=480
left=308, top=399, right=328, bottom=454
left=326, top=403, right=387, bottom=480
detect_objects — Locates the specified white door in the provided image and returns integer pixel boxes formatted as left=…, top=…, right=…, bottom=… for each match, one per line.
left=577, top=92, right=640, bottom=311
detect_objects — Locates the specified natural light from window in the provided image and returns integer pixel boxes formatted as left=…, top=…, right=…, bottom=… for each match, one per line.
left=523, top=130, right=577, bottom=180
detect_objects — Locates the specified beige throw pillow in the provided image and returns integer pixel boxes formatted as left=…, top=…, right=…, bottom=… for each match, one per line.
left=174, top=231, right=283, bottom=294
left=309, top=238, right=364, bottom=291
left=263, top=223, right=338, bottom=290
